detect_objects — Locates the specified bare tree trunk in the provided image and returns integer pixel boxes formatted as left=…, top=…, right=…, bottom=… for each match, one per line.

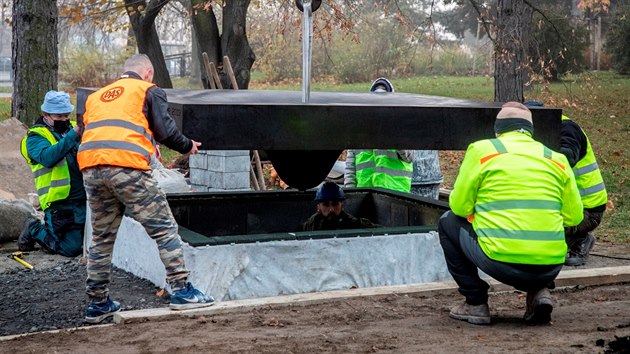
left=12, top=0, right=58, bottom=124
left=190, top=0, right=255, bottom=89
left=190, top=0, right=220, bottom=89
left=190, top=29, right=202, bottom=85
left=125, top=0, right=173, bottom=88
left=494, top=0, right=532, bottom=102
left=222, top=0, right=255, bottom=89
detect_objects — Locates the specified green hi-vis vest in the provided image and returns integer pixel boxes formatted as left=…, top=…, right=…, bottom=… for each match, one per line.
left=372, top=149, right=413, bottom=192
left=355, top=149, right=375, bottom=188
left=20, top=125, right=72, bottom=211
left=562, top=115, right=607, bottom=209
left=449, top=133, right=583, bottom=265
left=355, top=149, right=413, bottom=192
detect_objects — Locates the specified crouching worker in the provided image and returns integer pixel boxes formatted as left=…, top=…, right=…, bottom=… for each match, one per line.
left=19, top=90, right=86, bottom=257
left=303, top=182, right=379, bottom=231
left=438, top=102, right=583, bottom=325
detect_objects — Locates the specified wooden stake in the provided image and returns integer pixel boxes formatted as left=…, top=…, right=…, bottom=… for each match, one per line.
left=223, top=56, right=239, bottom=90
left=209, top=62, right=223, bottom=89
left=253, top=150, right=266, bottom=190
left=201, top=52, right=216, bottom=89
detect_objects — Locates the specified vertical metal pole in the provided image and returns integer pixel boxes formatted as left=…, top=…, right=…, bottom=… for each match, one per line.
left=302, top=2, right=313, bottom=103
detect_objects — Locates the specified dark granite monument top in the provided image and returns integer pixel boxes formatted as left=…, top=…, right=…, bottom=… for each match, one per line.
left=77, top=88, right=562, bottom=189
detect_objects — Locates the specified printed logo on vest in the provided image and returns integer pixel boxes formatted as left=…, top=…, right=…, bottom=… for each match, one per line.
left=100, top=86, right=125, bottom=102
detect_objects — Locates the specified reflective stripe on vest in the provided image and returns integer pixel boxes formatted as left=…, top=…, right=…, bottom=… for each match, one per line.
left=78, top=78, right=157, bottom=171
left=372, top=149, right=413, bottom=192
left=20, top=126, right=71, bottom=211
left=562, top=115, right=607, bottom=208
left=473, top=137, right=568, bottom=265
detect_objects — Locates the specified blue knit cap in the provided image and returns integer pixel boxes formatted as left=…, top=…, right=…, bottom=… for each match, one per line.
left=41, top=90, right=74, bottom=114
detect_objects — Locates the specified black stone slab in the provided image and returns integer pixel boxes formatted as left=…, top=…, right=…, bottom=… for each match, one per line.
left=161, top=89, right=562, bottom=151
left=76, top=88, right=562, bottom=190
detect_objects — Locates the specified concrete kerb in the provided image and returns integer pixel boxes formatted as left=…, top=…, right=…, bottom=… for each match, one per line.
left=113, top=265, right=630, bottom=325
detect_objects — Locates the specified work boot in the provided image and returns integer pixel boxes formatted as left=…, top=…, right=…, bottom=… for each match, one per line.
left=17, top=216, right=38, bottom=252
left=524, top=288, right=553, bottom=324
left=449, top=302, right=491, bottom=325
left=169, top=282, right=215, bottom=310
left=85, top=297, right=121, bottom=324
left=565, top=233, right=596, bottom=267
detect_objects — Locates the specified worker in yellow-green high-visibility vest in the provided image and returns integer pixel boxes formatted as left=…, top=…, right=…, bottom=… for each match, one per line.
left=343, top=78, right=413, bottom=193
left=18, top=90, right=86, bottom=257
left=525, top=101, right=608, bottom=267
left=438, top=102, right=583, bottom=326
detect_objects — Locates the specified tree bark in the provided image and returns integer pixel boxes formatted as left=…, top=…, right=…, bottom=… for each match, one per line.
left=12, top=0, right=58, bottom=124
left=190, top=0, right=220, bottom=89
left=494, top=0, right=532, bottom=102
left=191, top=0, right=255, bottom=89
left=125, top=0, right=173, bottom=88
left=221, top=0, right=256, bottom=89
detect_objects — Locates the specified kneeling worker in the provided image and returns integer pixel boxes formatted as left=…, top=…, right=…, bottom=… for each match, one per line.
left=303, top=182, right=379, bottom=231
left=19, top=90, right=86, bottom=257
left=438, top=102, right=583, bottom=325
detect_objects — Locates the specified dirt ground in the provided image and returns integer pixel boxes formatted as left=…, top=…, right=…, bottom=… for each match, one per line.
left=2, top=118, right=630, bottom=353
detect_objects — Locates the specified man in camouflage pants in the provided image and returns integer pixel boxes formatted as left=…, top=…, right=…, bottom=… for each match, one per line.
left=78, top=54, right=214, bottom=324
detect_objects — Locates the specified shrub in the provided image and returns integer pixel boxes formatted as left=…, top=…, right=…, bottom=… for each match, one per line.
left=59, top=46, right=125, bottom=90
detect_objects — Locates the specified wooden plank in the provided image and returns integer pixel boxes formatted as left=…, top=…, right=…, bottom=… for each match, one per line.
left=209, top=62, right=223, bottom=89
left=201, top=52, right=216, bottom=90
left=223, top=55, right=239, bottom=90
left=114, top=265, right=630, bottom=324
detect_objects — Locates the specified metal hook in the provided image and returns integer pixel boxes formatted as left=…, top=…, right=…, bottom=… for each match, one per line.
left=295, top=0, right=322, bottom=12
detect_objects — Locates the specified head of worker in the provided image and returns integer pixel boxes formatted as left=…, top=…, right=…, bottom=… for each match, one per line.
left=495, top=101, right=534, bottom=138
left=314, top=181, right=346, bottom=220
left=369, top=77, right=395, bottom=93
left=41, top=90, right=74, bottom=134
left=124, top=54, right=154, bottom=83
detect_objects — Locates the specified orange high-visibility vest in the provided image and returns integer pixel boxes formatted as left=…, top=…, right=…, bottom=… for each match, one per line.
left=78, top=78, right=156, bottom=171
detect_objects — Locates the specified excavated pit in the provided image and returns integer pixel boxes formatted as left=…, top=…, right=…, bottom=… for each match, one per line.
left=84, top=189, right=453, bottom=301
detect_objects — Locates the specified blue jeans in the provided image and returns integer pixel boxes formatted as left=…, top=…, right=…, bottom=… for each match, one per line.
left=438, top=211, right=562, bottom=305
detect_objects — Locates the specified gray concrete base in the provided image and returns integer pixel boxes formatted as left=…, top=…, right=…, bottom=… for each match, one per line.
left=84, top=209, right=452, bottom=301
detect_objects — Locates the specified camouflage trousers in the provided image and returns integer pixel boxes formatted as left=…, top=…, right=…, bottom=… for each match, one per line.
left=83, top=166, right=188, bottom=303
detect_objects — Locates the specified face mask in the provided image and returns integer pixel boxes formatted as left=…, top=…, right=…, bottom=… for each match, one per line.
left=53, top=120, right=71, bottom=133
left=374, top=88, right=387, bottom=93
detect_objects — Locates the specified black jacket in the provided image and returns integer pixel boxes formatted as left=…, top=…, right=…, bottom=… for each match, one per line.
left=560, top=119, right=587, bottom=168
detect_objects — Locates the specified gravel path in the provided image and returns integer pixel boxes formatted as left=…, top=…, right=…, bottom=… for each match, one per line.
left=2, top=240, right=630, bottom=339
left=0, top=251, right=168, bottom=336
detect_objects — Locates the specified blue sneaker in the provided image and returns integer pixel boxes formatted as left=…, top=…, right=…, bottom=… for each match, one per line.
left=169, top=282, right=215, bottom=310
left=85, top=298, right=121, bottom=324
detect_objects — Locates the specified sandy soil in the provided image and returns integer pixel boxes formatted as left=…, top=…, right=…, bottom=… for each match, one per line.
left=0, top=118, right=36, bottom=200
left=1, top=281, right=629, bottom=353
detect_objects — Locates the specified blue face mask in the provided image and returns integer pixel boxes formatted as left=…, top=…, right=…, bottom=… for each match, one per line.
left=374, top=88, right=387, bottom=93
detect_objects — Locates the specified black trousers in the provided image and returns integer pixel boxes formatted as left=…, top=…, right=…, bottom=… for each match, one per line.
left=438, top=211, right=562, bottom=305
left=565, top=209, right=604, bottom=247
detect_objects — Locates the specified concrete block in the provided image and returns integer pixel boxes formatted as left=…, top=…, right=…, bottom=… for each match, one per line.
left=207, top=171, right=249, bottom=190
left=207, top=155, right=250, bottom=173
left=206, top=150, right=249, bottom=157
left=189, top=168, right=207, bottom=186
left=189, top=154, right=207, bottom=170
